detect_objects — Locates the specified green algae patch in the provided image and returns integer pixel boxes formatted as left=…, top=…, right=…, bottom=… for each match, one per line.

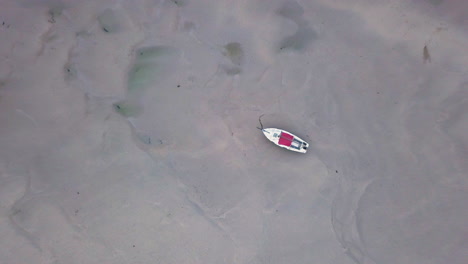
left=127, top=46, right=177, bottom=92
left=113, top=101, right=142, bottom=117
left=223, top=42, right=244, bottom=66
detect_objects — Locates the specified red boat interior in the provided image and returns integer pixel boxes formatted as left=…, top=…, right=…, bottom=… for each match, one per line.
left=278, top=132, right=294, bottom=146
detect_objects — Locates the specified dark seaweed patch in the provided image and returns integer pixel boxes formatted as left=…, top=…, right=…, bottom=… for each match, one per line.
left=276, top=0, right=304, bottom=19
left=223, top=42, right=244, bottom=66
left=171, top=0, right=188, bottom=7
left=423, top=45, right=431, bottom=63
left=98, top=9, right=120, bottom=33
left=276, top=1, right=317, bottom=52
left=278, top=25, right=317, bottom=51
left=48, top=7, right=63, bottom=23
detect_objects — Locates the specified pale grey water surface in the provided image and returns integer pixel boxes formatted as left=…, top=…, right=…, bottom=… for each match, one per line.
left=0, top=0, right=466, bottom=263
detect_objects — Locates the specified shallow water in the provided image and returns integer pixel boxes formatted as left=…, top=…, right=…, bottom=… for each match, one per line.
left=0, top=0, right=466, bottom=263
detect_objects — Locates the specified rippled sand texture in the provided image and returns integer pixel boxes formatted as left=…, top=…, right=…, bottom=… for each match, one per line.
left=0, top=0, right=466, bottom=263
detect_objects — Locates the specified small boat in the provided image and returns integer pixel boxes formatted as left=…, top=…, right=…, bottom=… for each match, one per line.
left=261, top=128, right=309, bottom=153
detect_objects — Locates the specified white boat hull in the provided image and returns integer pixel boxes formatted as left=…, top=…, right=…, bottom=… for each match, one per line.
left=262, top=128, right=308, bottom=153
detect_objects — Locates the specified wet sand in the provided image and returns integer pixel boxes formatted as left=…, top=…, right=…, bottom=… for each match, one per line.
left=0, top=0, right=466, bottom=263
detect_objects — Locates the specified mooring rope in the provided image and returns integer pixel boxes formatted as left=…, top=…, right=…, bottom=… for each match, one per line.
left=256, top=114, right=265, bottom=130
